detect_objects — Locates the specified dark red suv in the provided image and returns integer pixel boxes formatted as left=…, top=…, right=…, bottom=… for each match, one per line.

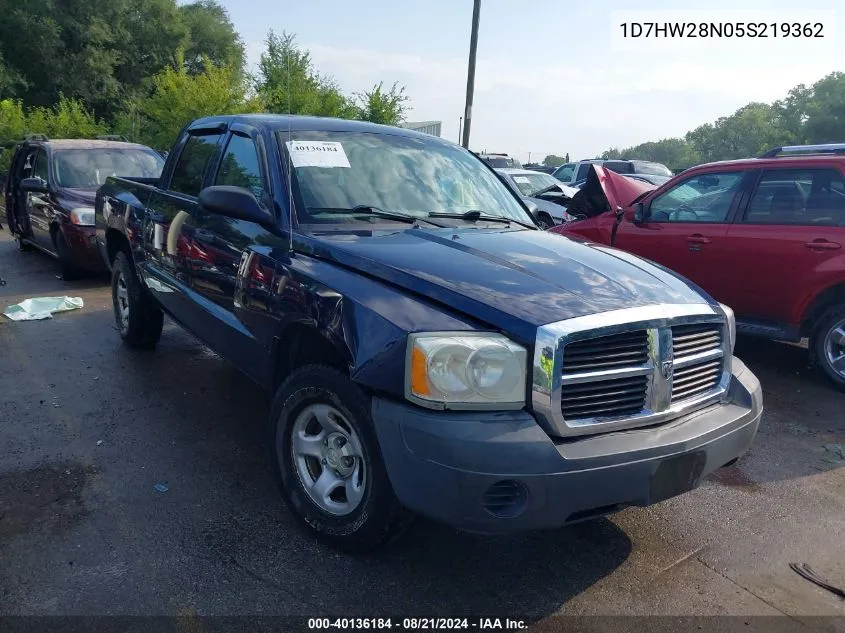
left=551, top=143, right=845, bottom=390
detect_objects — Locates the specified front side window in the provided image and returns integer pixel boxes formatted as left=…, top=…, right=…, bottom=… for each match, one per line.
left=33, top=150, right=49, bottom=181
left=554, top=163, right=575, bottom=181
left=283, top=131, right=532, bottom=226
left=214, top=134, right=266, bottom=201
left=53, top=148, right=164, bottom=188
left=170, top=133, right=222, bottom=196
left=744, top=169, right=845, bottom=226
left=649, top=171, right=745, bottom=223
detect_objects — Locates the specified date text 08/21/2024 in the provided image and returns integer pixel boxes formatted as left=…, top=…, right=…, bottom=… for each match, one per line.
left=307, top=618, right=527, bottom=631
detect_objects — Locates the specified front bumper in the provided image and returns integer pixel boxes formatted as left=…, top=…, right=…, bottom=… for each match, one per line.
left=62, top=224, right=108, bottom=272
left=372, top=357, right=762, bottom=534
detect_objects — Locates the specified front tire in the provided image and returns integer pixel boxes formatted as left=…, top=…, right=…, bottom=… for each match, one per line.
left=270, top=365, right=412, bottom=552
left=537, top=213, right=554, bottom=230
left=54, top=229, right=82, bottom=281
left=111, top=251, right=163, bottom=349
left=811, top=305, right=845, bottom=392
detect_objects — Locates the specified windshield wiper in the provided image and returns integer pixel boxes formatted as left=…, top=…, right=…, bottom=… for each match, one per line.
left=307, top=205, right=446, bottom=227
left=428, top=209, right=537, bottom=230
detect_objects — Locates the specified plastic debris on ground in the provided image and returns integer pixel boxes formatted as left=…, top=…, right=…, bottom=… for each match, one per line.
left=3, top=296, right=84, bottom=321
left=154, top=483, right=169, bottom=493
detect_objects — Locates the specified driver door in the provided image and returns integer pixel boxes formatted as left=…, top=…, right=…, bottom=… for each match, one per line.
left=614, top=170, right=749, bottom=301
left=25, top=149, right=54, bottom=248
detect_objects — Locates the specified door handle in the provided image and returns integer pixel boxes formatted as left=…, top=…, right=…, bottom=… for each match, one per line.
left=804, top=240, right=841, bottom=251
left=687, top=234, right=711, bottom=244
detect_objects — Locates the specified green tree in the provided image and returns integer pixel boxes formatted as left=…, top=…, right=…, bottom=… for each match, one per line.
left=542, top=154, right=567, bottom=167
left=256, top=31, right=352, bottom=117
left=132, top=59, right=261, bottom=150
left=25, top=96, right=107, bottom=138
left=353, top=81, right=409, bottom=125
left=801, top=72, right=845, bottom=144
left=179, top=0, right=245, bottom=76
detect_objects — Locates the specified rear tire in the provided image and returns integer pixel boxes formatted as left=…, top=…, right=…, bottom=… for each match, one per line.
left=811, top=305, right=845, bottom=392
left=111, top=251, right=163, bottom=349
left=270, top=365, right=413, bottom=552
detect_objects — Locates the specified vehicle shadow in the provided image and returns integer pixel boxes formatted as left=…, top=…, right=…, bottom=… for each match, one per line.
left=118, top=321, right=634, bottom=617
left=0, top=301, right=633, bottom=618
left=708, top=335, right=845, bottom=489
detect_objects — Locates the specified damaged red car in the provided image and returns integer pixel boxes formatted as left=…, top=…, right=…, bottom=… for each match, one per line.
left=549, top=145, right=845, bottom=390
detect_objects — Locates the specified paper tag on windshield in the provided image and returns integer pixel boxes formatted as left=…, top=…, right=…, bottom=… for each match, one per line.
left=513, top=176, right=530, bottom=183
left=286, top=141, right=350, bottom=168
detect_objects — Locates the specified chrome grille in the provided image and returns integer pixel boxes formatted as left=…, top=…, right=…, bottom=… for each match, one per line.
left=562, top=330, right=649, bottom=374
left=532, top=304, right=731, bottom=438
left=672, top=359, right=722, bottom=402
left=561, top=374, right=648, bottom=419
left=672, top=323, right=722, bottom=356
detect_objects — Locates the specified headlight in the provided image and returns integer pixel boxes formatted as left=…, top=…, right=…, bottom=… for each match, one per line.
left=70, top=207, right=95, bottom=226
left=406, top=333, right=527, bottom=409
left=720, top=303, right=736, bottom=354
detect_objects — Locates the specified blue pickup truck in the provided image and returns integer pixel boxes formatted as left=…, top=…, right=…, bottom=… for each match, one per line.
left=95, top=115, right=763, bottom=552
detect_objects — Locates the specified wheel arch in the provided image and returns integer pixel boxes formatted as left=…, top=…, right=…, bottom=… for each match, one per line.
left=801, top=281, right=845, bottom=338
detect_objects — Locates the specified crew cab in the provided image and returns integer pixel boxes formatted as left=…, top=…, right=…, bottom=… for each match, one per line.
left=96, top=115, right=762, bottom=551
left=550, top=144, right=845, bottom=390
left=4, top=136, right=164, bottom=278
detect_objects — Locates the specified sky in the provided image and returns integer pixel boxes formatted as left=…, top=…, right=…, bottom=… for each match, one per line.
left=217, top=0, right=844, bottom=163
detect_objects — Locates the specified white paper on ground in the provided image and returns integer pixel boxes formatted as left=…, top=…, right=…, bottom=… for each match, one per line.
left=3, top=296, right=84, bottom=321
left=286, top=141, right=351, bottom=168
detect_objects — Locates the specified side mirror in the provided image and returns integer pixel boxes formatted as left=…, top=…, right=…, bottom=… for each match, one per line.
left=20, top=177, right=48, bottom=193
left=633, top=202, right=646, bottom=224
left=524, top=199, right=543, bottom=225
left=198, top=186, right=275, bottom=228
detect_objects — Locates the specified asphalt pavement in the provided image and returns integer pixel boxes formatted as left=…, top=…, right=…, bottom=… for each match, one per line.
left=1, top=230, right=844, bottom=627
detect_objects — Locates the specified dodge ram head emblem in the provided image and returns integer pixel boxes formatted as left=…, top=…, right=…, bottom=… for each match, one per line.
left=661, top=359, right=673, bottom=380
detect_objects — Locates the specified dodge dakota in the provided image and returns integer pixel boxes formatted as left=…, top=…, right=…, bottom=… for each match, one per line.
left=95, top=115, right=763, bottom=551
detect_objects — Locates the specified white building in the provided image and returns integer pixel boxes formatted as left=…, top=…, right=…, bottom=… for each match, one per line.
left=401, top=121, right=442, bottom=137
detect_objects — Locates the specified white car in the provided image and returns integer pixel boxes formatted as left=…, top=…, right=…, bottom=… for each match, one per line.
left=495, top=168, right=579, bottom=228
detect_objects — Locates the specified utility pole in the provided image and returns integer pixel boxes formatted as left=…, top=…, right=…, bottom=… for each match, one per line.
left=458, top=117, right=463, bottom=144
left=461, top=0, right=481, bottom=149
left=528, top=152, right=531, bottom=164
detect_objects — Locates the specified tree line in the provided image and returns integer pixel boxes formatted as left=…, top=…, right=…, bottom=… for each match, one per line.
left=599, top=72, right=845, bottom=170
left=0, top=0, right=409, bottom=168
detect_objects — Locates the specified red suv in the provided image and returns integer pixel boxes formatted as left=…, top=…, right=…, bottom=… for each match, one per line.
left=550, top=143, right=845, bottom=390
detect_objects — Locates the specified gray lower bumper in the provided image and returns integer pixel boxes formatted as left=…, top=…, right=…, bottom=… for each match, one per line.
left=371, top=357, right=762, bottom=534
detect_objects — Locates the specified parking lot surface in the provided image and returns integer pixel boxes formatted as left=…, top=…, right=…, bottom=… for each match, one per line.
left=1, top=231, right=844, bottom=626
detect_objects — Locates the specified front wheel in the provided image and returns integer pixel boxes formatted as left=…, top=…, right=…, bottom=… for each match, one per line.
left=811, top=305, right=845, bottom=391
left=111, top=251, right=163, bottom=349
left=536, top=213, right=554, bottom=230
left=54, top=229, right=82, bottom=280
left=270, top=365, right=412, bottom=552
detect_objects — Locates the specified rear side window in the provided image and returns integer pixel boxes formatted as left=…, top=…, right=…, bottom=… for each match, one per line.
left=603, top=161, right=633, bottom=174
left=214, top=134, right=266, bottom=200
left=169, top=132, right=222, bottom=196
left=575, top=163, right=592, bottom=180
left=744, top=169, right=845, bottom=226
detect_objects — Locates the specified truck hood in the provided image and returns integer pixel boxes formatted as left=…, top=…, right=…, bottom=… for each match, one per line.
left=566, top=166, right=656, bottom=219
left=301, top=226, right=710, bottom=342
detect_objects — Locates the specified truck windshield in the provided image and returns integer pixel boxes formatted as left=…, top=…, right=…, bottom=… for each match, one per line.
left=53, top=148, right=165, bottom=188
left=281, top=131, right=533, bottom=226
